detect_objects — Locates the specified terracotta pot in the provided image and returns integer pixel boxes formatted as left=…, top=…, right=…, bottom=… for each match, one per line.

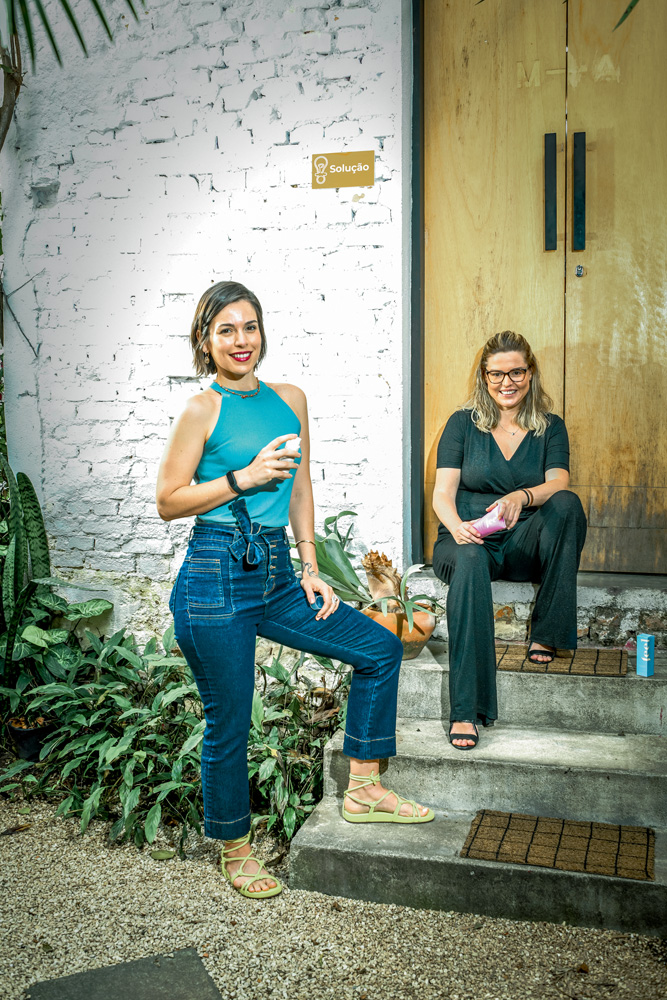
left=6, top=717, right=54, bottom=762
left=361, top=606, right=436, bottom=660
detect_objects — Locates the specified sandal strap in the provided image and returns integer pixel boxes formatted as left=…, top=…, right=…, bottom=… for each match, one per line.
left=222, top=841, right=274, bottom=889
left=234, top=853, right=270, bottom=882
left=221, top=831, right=252, bottom=856
left=527, top=643, right=555, bottom=658
left=344, top=786, right=392, bottom=811
left=347, top=771, right=381, bottom=789
left=345, top=785, right=420, bottom=819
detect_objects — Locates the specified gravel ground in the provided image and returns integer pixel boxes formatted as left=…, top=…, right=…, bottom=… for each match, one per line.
left=1, top=796, right=665, bottom=1000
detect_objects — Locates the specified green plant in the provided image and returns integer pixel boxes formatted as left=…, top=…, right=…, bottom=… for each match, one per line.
left=0, top=458, right=113, bottom=720
left=248, top=647, right=350, bottom=840
left=367, top=564, right=440, bottom=633
left=291, top=511, right=371, bottom=604
left=1, top=625, right=205, bottom=849
left=0, top=635, right=350, bottom=848
left=292, top=511, right=442, bottom=630
left=1, top=0, right=144, bottom=156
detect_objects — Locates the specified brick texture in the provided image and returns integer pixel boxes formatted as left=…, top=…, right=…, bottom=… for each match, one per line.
left=2, top=0, right=408, bottom=636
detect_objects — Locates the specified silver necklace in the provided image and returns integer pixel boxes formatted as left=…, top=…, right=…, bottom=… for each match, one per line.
left=499, top=423, right=519, bottom=437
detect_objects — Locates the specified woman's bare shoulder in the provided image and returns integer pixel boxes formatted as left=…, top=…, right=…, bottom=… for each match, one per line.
left=266, top=382, right=307, bottom=408
left=178, top=387, right=219, bottom=427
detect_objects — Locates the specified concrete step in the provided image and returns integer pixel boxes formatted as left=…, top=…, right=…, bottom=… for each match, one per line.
left=325, top=719, right=667, bottom=828
left=398, top=642, right=667, bottom=735
left=411, top=569, right=667, bottom=648
left=289, top=797, right=667, bottom=936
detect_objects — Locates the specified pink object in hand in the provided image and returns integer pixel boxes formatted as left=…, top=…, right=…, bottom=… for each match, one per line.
left=471, top=507, right=507, bottom=537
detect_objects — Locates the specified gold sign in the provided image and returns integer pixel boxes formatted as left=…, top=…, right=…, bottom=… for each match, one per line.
left=311, top=150, right=375, bottom=189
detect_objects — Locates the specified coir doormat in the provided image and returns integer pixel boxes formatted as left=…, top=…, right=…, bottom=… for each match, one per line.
left=496, top=644, right=628, bottom=676
left=461, top=810, right=654, bottom=881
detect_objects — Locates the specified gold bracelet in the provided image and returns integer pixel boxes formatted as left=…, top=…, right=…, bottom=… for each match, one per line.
left=295, top=539, right=316, bottom=546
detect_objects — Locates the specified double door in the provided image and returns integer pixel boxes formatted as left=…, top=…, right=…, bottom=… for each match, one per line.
left=423, top=0, right=666, bottom=572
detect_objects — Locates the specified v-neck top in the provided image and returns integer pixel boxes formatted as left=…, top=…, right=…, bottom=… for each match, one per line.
left=436, top=409, right=569, bottom=534
left=195, top=381, right=301, bottom=526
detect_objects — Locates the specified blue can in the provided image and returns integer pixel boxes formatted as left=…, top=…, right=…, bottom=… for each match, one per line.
left=636, top=633, right=655, bottom=677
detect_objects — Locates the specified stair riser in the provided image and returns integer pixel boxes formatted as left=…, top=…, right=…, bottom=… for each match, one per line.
left=326, top=750, right=666, bottom=827
left=397, top=667, right=667, bottom=735
left=289, top=840, right=667, bottom=937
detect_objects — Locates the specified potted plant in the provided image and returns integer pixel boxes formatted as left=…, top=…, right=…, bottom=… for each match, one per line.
left=6, top=713, right=54, bottom=761
left=360, top=552, right=438, bottom=660
left=291, top=512, right=440, bottom=659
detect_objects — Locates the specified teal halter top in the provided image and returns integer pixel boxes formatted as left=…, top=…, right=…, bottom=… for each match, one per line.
left=195, top=381, right=301, bottom=527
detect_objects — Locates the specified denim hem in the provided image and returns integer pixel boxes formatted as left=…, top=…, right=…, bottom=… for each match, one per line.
left=342, top=731, right=396, bottom=760
left=205, top=811, right=251, bottom=841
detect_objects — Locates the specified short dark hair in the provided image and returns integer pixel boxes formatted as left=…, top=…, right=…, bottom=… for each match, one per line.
left=190, top=281, right=267, bottom=376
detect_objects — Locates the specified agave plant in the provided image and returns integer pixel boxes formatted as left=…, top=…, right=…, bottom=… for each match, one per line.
left=361, top=552, right=440, bottom=633
left=291, top=511, right=372, bottom=604
left=291, top=511, right=442, bottom=631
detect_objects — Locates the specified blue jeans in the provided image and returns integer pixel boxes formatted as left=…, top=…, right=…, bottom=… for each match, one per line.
left=170, top=511, right=403, bottom=841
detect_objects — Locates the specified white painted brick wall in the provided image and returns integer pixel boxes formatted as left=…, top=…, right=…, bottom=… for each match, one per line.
left=2, top=0, right=411, bottom=637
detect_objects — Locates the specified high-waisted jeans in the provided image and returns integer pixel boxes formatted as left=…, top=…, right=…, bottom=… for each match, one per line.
left=170, top=510, right=403, bottom=841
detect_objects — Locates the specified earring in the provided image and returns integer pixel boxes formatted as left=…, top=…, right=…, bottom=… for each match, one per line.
left=204, top=352, right=210, bottom=364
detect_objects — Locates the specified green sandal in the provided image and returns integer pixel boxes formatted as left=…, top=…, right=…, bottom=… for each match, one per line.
left=221, top=832, right=283, bottom=899
left=342, top=771, right=435, bottom=824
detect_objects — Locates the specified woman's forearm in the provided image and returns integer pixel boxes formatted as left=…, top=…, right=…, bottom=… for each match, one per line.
left=521, top=475, right=570, bottom=508
left=433, top=492, right=464, bottom=535
left=157, top=477, right=238, bottom=521
left=289, top=488, right=319, bottom=576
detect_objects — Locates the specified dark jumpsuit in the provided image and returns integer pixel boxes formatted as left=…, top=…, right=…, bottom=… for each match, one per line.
left=432, top=409, right=587, bottom=726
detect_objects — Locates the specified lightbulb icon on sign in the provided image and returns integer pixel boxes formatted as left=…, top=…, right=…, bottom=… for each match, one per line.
left=314, top=156, right=328, bottom=184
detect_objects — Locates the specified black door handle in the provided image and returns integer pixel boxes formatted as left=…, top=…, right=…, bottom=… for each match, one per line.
left=544, top=133, right=557, bottom=251
left=573, top=132, right=586, bottom=251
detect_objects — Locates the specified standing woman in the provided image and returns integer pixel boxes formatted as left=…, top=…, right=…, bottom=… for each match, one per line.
left=157, top=281, right=432, bottom=899
left=431, top=331, right=587, bottom=750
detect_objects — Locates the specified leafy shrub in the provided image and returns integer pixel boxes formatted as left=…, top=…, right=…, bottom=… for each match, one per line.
left=249, top=647, right=350, bottom=841
left=1, top=628, right=349, bottom=848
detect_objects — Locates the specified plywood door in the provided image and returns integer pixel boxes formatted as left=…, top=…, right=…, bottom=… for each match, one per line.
left=423, top=0, right=566, bottom=560
left=565, top=0, right=667, bottom=572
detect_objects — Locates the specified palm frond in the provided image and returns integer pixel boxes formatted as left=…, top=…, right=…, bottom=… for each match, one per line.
left=614, top=0, right=641, bottom=31
left=2, top=0, right=146, bottom=68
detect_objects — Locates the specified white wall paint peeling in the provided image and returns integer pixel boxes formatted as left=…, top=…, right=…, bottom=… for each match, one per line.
left=2, top=0, right=412, bottom=633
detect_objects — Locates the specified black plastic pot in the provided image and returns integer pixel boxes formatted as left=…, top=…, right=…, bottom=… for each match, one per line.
left=7, top=719, right=54, bottom=761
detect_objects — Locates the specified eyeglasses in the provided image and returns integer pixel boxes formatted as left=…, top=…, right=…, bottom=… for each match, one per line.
left=484, top=367, right=529, bottom=385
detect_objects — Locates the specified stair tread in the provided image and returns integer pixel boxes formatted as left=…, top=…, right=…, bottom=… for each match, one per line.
left=408, top=642, right=667, bottom=678
left=330, top=718, right=667, bottom=776
left=295, top=798, right=667, bottom=885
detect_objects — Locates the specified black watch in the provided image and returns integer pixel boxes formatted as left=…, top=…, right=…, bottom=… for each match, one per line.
left=226, top=470, right=245, bottom=495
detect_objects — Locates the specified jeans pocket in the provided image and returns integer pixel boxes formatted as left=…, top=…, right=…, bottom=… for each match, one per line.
left=186, top=556, right=234, bottom=618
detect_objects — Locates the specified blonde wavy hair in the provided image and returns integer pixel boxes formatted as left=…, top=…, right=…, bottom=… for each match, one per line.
left=464, top=331, right=553, bottom=436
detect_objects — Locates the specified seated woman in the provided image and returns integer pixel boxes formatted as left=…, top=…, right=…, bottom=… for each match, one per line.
left=431, top=331, right=587, bottom=750
left=156, top=281, right=433, bottom=899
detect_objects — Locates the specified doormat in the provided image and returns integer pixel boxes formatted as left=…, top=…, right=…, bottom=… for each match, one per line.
left=461, top=809, right=654, bottom=881
left=495, top=644, right=628, bottom=676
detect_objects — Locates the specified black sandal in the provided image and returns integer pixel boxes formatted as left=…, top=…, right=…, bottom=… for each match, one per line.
left=527, top=642, right=556, bottom=664
left=448, top=720, right=479, bottom=750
